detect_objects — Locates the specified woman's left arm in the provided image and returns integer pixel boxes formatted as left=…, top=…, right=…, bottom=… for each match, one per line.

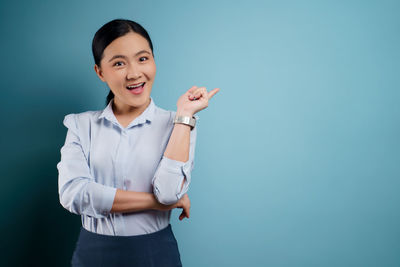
left=152, top=86, right=219, bottom=205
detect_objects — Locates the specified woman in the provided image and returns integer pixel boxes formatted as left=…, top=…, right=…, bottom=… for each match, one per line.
left=57, top=19, right=219, bottom=266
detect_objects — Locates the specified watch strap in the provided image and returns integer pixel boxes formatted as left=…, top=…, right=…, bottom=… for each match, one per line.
left=173, top=115, right=196, bottom=129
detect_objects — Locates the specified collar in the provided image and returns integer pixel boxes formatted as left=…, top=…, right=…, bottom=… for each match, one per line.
left=98, top=97, right=156, bottom=129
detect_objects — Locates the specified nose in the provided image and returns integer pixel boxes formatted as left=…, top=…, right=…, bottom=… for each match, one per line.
left=126, top=63, right=142, bottom=80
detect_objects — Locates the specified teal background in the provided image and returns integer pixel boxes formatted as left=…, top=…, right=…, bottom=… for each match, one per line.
left=1, top=0, right=399, bottom=266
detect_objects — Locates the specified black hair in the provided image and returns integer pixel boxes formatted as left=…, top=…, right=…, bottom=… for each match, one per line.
left=91, top=19, right=154, bottom=106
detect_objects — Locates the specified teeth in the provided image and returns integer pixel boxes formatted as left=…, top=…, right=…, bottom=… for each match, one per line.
left=127, top=82, right=144, bottom=89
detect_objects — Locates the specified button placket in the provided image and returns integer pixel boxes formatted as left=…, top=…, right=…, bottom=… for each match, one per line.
left=120, top=130, right=129, bottom=189
left=114, top=130, right=126, bottom=186
left=114, top=129, right=129, bottom=235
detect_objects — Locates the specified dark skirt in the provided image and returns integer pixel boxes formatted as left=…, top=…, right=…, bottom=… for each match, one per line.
left=71, top=224, right=182, bottom=267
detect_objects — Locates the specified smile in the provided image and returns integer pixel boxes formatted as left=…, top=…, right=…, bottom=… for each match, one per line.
left=126, top=82, right=145, bottom=95
left=126, top=82, right=145, bottom=89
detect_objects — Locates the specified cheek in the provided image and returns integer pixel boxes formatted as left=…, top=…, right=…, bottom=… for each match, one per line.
left=144, top=63, right=156, bottom=78
left=107, top=70, right=126, bottom=84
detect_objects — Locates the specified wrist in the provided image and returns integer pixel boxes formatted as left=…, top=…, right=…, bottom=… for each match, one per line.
left=176, top=109, right=194, bottom=117
left=173, top=114, right=196, bottom=129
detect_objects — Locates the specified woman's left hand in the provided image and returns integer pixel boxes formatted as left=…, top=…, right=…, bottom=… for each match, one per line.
left=176, top=86, right=220, bottom=116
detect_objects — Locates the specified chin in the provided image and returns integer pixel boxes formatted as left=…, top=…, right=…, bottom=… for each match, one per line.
left=129, top=93, right=151, bottom=107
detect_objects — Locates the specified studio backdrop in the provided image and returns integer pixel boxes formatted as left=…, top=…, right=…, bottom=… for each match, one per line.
left=1, top=0, right=399, bottom=266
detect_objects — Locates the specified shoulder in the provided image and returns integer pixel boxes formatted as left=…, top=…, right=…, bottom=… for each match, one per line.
left=152, top=104, right=175, bottom=126
left=62, top=110, right=102, bottom=131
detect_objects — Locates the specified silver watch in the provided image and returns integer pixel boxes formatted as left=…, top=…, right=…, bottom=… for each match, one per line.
left=173, top=115, right=196, bottom=129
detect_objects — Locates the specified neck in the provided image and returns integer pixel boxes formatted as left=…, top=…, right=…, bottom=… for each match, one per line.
left=112, top=97, right=151, bottom=119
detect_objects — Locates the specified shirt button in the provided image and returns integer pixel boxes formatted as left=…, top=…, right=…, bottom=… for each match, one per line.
left=124, top=180, right=130, bottom=190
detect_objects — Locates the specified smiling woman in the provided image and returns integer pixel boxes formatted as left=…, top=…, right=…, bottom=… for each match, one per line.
left=57, top=19, right=219, bottom=266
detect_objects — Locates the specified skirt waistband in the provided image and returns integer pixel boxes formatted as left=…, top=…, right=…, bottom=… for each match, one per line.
left=80, top=224, right=173, bottom=242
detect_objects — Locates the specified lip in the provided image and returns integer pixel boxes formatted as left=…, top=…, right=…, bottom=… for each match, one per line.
left=127, top=82, right=145, bottom=95
left=126, top=82, right=145, bottom=87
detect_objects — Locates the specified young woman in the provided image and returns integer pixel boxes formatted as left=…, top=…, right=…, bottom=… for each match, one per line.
left=57, top=19, right=219, bottom=266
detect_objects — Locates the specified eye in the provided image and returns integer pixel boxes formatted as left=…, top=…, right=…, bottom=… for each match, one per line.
left=139, top=56, right=149, bottom=62
left=113, top=61, right=125, bottom=67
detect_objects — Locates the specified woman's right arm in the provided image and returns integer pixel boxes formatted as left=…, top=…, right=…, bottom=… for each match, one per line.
left=110, top=190, right=158, bottom=213
left=111, top=190, right=190, bottom=220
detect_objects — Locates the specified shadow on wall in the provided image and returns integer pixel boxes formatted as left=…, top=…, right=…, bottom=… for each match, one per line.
left=1, top=92, right=87, bottom=267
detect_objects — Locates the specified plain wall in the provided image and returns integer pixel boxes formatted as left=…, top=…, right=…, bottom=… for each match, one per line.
left=1, top=0, right=399, bottom=266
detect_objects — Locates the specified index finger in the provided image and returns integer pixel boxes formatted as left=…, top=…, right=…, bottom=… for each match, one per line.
left=208, top=88, right=220, bottom=99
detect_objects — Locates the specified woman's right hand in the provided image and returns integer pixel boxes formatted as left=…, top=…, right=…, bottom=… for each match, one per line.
left=175, top=193, right=190, bottom=220
left=155, top=194, right=191, bottom=220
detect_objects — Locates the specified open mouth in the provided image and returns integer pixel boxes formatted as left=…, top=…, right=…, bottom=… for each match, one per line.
left=126, top=82, right=145, bottom=95
left=126, top=82, right=145, bottom=90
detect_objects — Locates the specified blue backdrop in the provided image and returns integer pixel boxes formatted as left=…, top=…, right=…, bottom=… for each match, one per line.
left=1, top=0, right=399, bottom=266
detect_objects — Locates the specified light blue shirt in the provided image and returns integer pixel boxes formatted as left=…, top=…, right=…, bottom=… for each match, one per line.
left=57, top=98, right=197, bottom=236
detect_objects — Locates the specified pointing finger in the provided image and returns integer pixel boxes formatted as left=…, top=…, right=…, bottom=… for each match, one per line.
left=208, top=88, right=220, bottom=99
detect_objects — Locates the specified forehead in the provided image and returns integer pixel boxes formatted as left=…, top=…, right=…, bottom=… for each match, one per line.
left=103, top=32, right=151, bottom=58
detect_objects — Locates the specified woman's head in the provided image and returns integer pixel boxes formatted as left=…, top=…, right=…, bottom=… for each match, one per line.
left=92, top=19, right=156, bottom=108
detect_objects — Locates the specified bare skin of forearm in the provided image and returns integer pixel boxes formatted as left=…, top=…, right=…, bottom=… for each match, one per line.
left=164, top=123, right=191, bottom=162
left=110, top=189, right=171, bottom=213
left=164, top=122, right=191, bottom=190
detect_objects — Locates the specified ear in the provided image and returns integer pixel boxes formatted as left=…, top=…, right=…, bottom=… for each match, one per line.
left=94, top=64, right=106, bottom=82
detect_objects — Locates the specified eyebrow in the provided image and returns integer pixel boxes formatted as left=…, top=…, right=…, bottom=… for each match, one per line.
left=108, top=50, right=151, bottom=62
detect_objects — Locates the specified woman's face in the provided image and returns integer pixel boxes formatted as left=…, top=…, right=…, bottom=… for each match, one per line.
left=95, top=32, right=156, bottom=111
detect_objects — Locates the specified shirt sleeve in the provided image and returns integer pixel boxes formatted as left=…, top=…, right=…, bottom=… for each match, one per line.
left=152, top=119, right=198, bottom=205
left=57, top=114, right=117, bottom=219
